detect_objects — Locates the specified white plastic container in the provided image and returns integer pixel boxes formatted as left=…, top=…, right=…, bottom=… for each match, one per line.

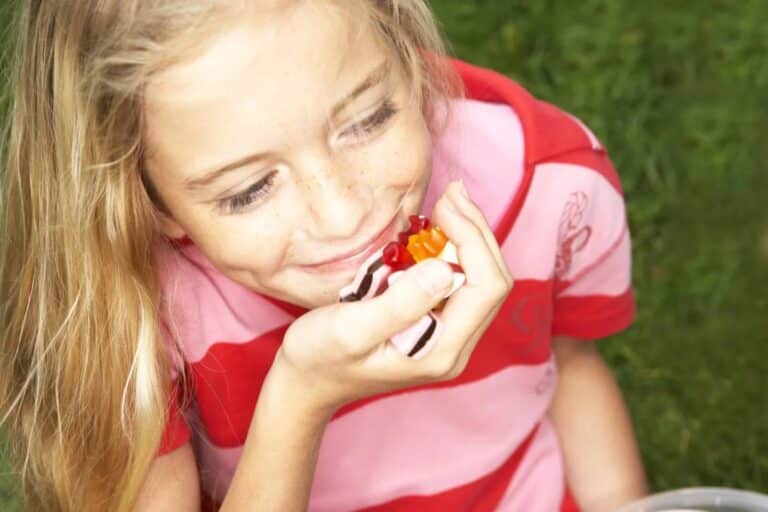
left=617, top=487, right=768, bottom=512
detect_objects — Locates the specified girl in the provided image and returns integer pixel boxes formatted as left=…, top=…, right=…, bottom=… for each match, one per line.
left=0, top=1, right=648, bottom=511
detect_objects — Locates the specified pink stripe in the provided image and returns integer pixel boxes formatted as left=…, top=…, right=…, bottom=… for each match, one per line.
left=558, top=225, right=631, bottom=297
left=155, top=243, right=294, bottom=363
left=309, top=361, right=557, bottom=511
left=194, top=361, right=558, bottom=507
left=495, top=418, right=565, bottom=511
left=424, top=99, right=524, bottom=230
left=501, top=162, right=626, bottom=280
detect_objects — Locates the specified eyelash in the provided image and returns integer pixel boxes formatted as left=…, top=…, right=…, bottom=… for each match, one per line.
left=340, top=99, right=399, bottom=139
left=219, top=100, right=399, bottom=214
left=221, top=170, right=278, bottom=214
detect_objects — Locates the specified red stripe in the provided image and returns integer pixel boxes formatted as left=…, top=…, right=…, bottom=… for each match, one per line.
left=552, top=288, right=636, bottom=340
left=189, top=326, right=287, bottom=447
left=357, top=425, right=540, bottom=512
left=493, top=158, right=535, bottom=249
left=186, top=278, right=634, bottom=447
left=316, top=277, right=556, bottom=418
left=170, top=234, right=194, bottom=247
left=560, top=487, right=581, bottom=512
left=157, top=382, right=192, bottom=455
left=189, top=279, right=556, bottom=446
left=197, top=434, right=580, bottom=512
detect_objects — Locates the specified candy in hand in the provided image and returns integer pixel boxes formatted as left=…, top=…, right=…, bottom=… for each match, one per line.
left=339, top=215, right=465, bottom=359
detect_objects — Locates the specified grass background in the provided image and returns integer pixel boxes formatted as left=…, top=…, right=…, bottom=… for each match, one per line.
left=2, top=0, right=767, bottom=508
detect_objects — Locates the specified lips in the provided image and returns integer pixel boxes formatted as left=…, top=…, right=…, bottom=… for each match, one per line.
left=301, top=215, right=401, bottom=273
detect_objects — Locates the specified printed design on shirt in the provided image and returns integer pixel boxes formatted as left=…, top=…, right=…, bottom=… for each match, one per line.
left=555, top=191, right=592, bottom=279
left=507, top=290, right=552, bottom=361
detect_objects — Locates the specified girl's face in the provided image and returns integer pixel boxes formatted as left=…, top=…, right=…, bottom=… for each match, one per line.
left=143, top=4, right=433, bottom=308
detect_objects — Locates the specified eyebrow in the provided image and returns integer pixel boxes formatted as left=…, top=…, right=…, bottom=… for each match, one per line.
left=184, top=60, right=391, bottom=191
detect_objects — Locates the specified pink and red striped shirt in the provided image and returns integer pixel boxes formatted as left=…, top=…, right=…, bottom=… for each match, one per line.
left=155, top=58, right=635, bottom=511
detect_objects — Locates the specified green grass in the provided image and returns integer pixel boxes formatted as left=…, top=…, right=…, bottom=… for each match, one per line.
left=2, top=1, right=767, bottom=507
left=430, top=0, right=768, bottom=494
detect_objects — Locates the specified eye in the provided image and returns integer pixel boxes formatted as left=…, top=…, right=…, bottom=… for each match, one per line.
left=218, top=170, right=278, bottom=214
left=340, top=99, right=399, bottom=140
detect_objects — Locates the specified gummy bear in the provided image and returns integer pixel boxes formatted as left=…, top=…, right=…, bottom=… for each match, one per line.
left=407, top=215, right=431, bottom=234
left=382, top=241, right=416, bottom=270
left=406, top=226, right=449, bottom=262
left=338, top=215, right=466, bottom=359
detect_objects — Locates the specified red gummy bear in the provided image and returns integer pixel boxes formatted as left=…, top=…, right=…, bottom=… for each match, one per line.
left=407, top=215, right=431, bottom=234
left=382, top=241, right=415, bottom=270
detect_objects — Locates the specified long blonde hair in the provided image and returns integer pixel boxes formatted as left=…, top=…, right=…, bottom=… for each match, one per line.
left=0, top=1, right=463, bottom=510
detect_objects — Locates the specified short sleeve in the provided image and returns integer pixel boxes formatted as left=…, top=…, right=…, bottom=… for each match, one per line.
left=550, top=148, right=636, bottom=340
left=157, top=377, right=192, bottom=456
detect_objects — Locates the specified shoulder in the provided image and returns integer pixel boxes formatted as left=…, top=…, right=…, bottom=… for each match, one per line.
left=438, top=58, right=626, bottom=251
left=449, top=57, right=623, bottom=195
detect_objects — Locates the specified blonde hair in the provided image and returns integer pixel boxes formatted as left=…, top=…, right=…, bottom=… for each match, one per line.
left=0, top=1, right=463, bottom=510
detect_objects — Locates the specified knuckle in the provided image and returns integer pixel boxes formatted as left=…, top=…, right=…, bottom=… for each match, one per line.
left=427, top=354, right=459, bottom=379
left=488, top=279, right=511, bottom=301
left=331, top=315, right=363, bottom=355
left=388, top=296, right=426, bottom=328
left=453, top=354, right=471, bottom=377
left=443, top=365, right=462, bottom=381
left=500, top=265, right=514, bottom=289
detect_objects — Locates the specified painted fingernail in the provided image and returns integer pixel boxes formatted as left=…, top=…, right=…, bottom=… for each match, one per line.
left=413, top=259, right=453, bottom=296
left=458, top=179, right=469, bottom=199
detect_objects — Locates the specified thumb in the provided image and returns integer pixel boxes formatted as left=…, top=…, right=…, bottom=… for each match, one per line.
left=355, top=258, right=455, bottom=343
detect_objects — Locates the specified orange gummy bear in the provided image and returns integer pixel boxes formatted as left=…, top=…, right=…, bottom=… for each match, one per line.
left=406, top=227, right=449, bottom=262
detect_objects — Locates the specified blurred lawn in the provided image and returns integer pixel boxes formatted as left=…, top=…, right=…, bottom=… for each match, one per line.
left=2, top=0, right=767, bottom=508
left=429, top=0, right=768, bottom=494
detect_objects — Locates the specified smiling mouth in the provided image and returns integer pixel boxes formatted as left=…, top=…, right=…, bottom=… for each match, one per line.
left=300, top=214, right=402, bottom=273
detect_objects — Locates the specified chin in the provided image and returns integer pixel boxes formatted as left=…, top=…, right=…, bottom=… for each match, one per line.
left=292, top=289, right=339, bottom=309
left=280, top=274, right=352, bottom=309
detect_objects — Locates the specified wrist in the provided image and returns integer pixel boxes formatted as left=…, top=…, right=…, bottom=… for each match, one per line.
left=262, top=350, right=338, bottom=425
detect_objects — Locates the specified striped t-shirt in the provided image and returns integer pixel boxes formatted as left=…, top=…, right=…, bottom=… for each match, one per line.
left=155, top=58, right=635, bottom=512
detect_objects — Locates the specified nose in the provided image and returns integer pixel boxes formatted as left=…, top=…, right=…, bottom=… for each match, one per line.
left=295, top=151, right=370, bottom=240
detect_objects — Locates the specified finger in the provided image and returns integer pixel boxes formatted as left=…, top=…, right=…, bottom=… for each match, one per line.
left=430, top=188, right=507, bottom=290
left=427, top=277, right=508, bottom=362
left=453, top=297, right=505, bottom=371
left=370, top=292, right=504, bottom=382
left=334, top=258, right=455, bottom=353
left=444, top=180, right=513, bottom=286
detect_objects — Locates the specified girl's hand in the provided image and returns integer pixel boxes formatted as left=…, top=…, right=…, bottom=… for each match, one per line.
left=275, top=180, right=514, bottom=416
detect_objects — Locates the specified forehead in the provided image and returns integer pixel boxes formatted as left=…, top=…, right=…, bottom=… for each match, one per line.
left=148, top=4, right=380, bottom=93
left=143, top=2, right=392, bottom=171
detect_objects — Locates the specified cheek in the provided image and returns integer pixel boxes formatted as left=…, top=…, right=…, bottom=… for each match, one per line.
left=373, top=111, right=432, bottom=185
left=195, top=220, right=290, bottom=275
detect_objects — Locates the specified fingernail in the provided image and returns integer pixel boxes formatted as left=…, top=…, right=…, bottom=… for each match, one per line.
left=458, top=179, right=469, bottom=199
left=413, top=259, right=453, bottom=296
left=445, top=196, right=460, bottom=215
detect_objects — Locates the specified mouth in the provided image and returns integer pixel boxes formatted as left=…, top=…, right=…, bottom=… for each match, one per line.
left=300, top=214, right=402, bottom=274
